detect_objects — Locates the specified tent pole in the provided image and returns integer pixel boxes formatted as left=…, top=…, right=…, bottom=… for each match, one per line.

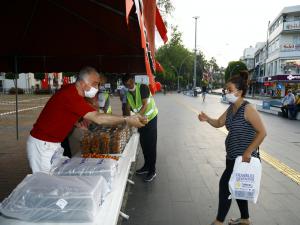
left=14, top=56, right=19, bottom=140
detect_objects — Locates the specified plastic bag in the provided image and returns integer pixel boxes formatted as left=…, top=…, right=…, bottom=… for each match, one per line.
left=0, top=173, right=109, bottom=222
left=50, top=147, right=69, bottom=168
left=51, top=157, right=118, bottom=190
left=229, top=156, right=262, bottom=203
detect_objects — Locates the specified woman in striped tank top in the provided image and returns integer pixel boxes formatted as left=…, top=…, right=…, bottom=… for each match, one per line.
left=198, top=70, right=266, bottom=225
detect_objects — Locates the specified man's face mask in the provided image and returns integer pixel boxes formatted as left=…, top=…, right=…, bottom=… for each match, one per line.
left=84, top=83, right=98, bottom=98
left=128, top=84, right=136, bottom=92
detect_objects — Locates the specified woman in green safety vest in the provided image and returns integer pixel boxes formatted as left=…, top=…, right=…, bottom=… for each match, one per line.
left=122, top=73, right=158, bottom=182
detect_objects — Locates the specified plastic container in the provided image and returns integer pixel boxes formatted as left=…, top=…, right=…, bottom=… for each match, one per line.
left=51, top=157, right=118, bottom=190
left=0, top=173, right=109, bottom=222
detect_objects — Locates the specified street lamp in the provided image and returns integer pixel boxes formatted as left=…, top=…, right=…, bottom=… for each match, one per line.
left=193, top=16, right=199, bottom=89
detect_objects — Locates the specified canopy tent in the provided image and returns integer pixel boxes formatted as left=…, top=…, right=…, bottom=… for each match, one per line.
left=0, top=0, right=167, bottom=76
left=0, top=0, right=168, bottom=139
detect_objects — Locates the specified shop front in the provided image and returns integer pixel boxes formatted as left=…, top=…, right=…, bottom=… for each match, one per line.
left=266, top=74, right=300, bottom=97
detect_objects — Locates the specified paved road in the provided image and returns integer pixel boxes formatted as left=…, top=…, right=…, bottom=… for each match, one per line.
left=188, top=94, right=300, bottom=172
left=0, top=93, right=299, bottom=225
left=122, top=93, right=300, bottom=225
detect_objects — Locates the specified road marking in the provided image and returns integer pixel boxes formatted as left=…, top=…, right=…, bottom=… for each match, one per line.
left=175, top=99, right=199, bottom=114
left=0, top=106, right=44, bottom=117
left=175, top=97, right=300, bottom=186
left=0, top=97, right=49, bottom=105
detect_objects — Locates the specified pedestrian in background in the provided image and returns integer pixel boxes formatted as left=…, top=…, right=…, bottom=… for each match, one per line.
left=281, top=89, right=295, bottom=118
left=119, top=86, right=128, bottom=116
left=198, top=70, right=267, bottom=225
left=289, top=92, right=300, bottom=120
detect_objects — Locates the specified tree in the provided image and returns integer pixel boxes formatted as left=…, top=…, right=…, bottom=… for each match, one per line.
left=155, top=26, right=194, bottom=89
left=5, top=72, right=19, bottom=80
left=225, top=61, right=247, bottom=82
left=157, top=0, right=174, bottom=25
left=208, top=57, right=220, bottom=73
left=34, top=72, right=45, bottom=80
left=155, top=27, right=223, bottom=90
left=63, top=72, right=75, bottom=77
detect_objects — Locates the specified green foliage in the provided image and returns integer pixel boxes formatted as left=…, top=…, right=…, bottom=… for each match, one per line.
left=225, top=61, right=247, bottom=82
left=5, top=72, right=19, bottom=79
left=155, top=26, right=194, bottom=89
left=34, top=72, right=45, bottom=80
left=63, top=72, right=75, bottom=77
left=157, top=0, right=174, bottom=26
left=155, top=27, right=222, bottom=90
left=209, top=57, right=220, bottom=73
left=157, top=0, right=174, bottom=15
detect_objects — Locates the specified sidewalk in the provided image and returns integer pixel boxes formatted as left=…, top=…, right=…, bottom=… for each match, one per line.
left=121, top=94, right=300, bottom=225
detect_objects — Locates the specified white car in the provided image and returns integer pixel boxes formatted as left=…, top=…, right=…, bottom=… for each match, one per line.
left=195, top=87, right=202, bottom=94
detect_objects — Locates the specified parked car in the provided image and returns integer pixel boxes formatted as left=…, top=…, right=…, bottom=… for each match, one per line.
left=195, top=87, right=202, bottom=94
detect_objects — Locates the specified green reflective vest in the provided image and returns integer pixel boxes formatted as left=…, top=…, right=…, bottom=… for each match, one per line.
left=104, top=92, right=112, bottom=114
left=98, top=91, right=112, bottom=114
left=126, top=83, right=158, bottom=121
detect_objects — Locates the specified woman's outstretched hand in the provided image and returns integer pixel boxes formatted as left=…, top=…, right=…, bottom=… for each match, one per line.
left=198, top=111, right=209, bottom=122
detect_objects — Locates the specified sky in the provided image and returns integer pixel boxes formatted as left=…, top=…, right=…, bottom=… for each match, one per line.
left=165, top=0, right=300, bottom=68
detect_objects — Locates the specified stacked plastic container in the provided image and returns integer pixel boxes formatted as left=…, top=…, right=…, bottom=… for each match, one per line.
left=0, top=173, right=109, bottom=222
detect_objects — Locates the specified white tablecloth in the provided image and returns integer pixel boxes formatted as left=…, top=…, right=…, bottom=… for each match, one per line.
left=0, top=133, right=140, bottom=225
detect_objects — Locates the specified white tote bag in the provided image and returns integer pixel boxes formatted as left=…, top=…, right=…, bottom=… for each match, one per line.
left=229, top=156, right=262, bottom=203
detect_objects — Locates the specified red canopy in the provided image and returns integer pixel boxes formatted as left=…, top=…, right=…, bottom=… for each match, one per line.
left=0, top=0, right=167, bottom=92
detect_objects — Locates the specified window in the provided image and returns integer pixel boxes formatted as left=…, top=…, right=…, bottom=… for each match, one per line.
left=270, top=63, right=273, bottom=75
left=293, top=34, right=300, bottom=44
left=294, top=16, right=300, bottom=21
left=275, top=39, right=280, bottom=50
left=281, top=59, right=300, bottom=75
left=274, top=61, right=277, bottom=75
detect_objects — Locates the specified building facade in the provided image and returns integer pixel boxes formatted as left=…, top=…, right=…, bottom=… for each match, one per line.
left=254, top=43, right=268, bottom=95
left=265, top=5, right=300, bottom=97
left=0, top=72, right=75, bottom=93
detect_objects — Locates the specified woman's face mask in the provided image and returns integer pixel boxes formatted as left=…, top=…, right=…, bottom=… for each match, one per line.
left=226, top=91, right=239, bottom=103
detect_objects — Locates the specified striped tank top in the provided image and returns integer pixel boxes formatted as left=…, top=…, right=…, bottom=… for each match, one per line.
left=225, top=101, right=258, bottom=160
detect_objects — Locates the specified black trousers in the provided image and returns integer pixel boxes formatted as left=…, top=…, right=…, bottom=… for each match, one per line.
left=138, top=116, right=157, bottom=173
left=61, top=135, right=72, bottom=158
left=122, top=103, right=127, bottom=116
left=281, top=105, right=293, bottom=118
left=217, top=159, right=249, bottom=222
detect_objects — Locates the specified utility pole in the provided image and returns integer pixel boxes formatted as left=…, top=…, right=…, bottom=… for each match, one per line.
left=193, top=16, right=199, bottom=89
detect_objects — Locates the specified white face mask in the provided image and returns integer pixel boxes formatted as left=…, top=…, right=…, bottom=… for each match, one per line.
left=84, top=85, right=98, bottom=98
left=226, top=92, right=239, bottom=103
left=128, top=84, right=136, bottom=92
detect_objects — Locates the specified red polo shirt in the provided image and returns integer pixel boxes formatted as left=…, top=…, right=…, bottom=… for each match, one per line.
left=30, top=84, right=96, bottom=142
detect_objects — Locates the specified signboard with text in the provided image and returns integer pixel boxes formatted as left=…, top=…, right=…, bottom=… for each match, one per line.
left=270, top=75, right=300, bottom=82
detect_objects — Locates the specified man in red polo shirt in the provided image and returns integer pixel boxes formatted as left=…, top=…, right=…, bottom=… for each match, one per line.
left=27, top=67, right=145, bottom=173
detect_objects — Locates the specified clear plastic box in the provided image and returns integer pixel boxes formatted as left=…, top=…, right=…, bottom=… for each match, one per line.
left=0, top=173, right=109, bottom=222
left=51, top=157, right=118, bottom=190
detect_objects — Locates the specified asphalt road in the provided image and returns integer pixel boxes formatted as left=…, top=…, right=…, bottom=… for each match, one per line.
left=122, top=93, right=300, bottom=225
